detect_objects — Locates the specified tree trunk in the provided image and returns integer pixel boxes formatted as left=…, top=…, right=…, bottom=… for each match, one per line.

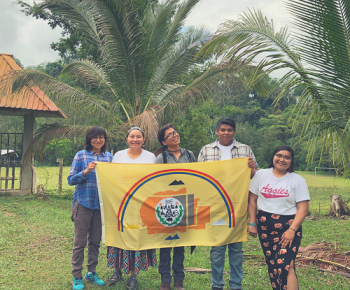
left=328, top=194, right=349, bottom=216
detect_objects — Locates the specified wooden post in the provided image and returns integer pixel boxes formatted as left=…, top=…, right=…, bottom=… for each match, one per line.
left=21, top=112, right=35, bottom=194
left=57, top=158, right=63, bottom=192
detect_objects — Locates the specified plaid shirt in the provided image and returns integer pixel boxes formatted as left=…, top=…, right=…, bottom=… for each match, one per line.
left=68, top=150, right=113, bottom=210
left=198, top=139, right=258, bottom=168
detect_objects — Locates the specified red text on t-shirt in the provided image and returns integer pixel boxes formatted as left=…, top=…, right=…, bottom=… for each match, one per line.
left=260, top=184, right=289, bottom=198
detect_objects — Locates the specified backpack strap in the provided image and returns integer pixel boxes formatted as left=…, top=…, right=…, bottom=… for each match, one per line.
left=162, top=150, right=167, bottom=163
left=185, top=149, right=195, bottom=163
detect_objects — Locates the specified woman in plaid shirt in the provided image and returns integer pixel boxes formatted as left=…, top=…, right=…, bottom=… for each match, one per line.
left=68, top=126, right=113, bottom=290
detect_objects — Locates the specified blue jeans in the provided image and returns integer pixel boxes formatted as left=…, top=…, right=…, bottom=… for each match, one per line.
left=159, top=247, right=185, bottom=283
left=210, top=242, right=243, bottom=289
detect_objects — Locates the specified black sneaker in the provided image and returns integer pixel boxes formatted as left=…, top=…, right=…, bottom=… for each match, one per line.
left=126, top=276, right=137, bottom=290
left=108, top=268, right=122, bottom=286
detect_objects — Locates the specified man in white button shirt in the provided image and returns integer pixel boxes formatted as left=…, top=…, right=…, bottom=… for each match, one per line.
left=198, top=117, right=258, bottom=290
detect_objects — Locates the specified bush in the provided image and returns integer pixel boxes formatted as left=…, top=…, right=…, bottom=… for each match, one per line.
left=42, top=138, right=75, bottom=166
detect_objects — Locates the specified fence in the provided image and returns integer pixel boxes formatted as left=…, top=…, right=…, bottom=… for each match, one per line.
left=35, top=163, right=73, bottom=195
left=308, top=186, right=350, bottom=215
left=0, top=133, right=23, bottom=191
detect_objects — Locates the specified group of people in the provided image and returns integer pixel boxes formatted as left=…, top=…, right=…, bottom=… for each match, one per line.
left=68, top=117, right=310, bottom=290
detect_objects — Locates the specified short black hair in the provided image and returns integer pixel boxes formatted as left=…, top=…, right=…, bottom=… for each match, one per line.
left=157, top=123, right=176, bottom=145
left=267, top=145, right=295, bottom=170
left=84, top=126, right=107, bottom=152
left=216, top=117, right=236, bottom=131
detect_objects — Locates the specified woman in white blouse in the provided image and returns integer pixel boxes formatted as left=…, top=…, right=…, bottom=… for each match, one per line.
left=106, top=127, right=157, bottom=290
left=248, top=145, right=310, bottom=290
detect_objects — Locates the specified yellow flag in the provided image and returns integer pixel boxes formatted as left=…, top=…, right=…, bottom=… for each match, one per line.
left=96, top=158, right=250, bottom=250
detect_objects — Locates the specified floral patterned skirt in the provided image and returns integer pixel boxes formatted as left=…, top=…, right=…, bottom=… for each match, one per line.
left=257, top=210, right=302, bottom=290
left=107, top=246, right=157, bottom=275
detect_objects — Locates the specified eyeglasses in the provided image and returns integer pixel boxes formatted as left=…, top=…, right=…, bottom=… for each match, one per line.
left=164, top=130, right=178, bottom=140
left=275, top=154, right=291, bottom=161
left=91, top=136, right=105, bottom=141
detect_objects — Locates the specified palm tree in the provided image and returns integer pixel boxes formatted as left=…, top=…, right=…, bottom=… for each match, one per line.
left=2, top=0, right=253, bottom=149
left=201, top=0, right=350, bottom=169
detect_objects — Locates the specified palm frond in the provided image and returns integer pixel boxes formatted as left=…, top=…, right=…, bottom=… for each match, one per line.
left=60, top=59, right=131, bottom=119
left=117, top=105, right=161, bottom=149
left=287, top=0, right=350, bottom=165
left=199, top=4, right=350, bottom=167
left=37, top=0, right=102, bottom=45
left=146, top=26, right=211, bottom=101
left=0, top=69, right=117, bottom=121
left=23, top=123, right=90, bottom=164
left=145, top=0, right=178, bottom=52
left=156, top=0, right=201, bottom=63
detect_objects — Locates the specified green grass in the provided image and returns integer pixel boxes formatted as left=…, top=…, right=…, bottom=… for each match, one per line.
left=35, top=166, right=72, bottom=192
left=1, top=196, right=349, bottom=290
left=297, top=171, right=350, bottom=188
left=0, top=166, right=72, bottom=192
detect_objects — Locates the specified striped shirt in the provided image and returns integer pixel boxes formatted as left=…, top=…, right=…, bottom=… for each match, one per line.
left=198, top=139, right=258, bottom=168
left=68, top=149, right=113, bottom=210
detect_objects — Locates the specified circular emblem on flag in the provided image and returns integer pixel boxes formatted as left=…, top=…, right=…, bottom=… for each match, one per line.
left=155, top=198, right=184, bottom=227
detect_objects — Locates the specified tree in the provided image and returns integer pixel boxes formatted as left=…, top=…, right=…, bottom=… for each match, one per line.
left=17, top=0, right=159, bottom=63
left=200, top=1, right=350, bottom=170
left=2, top=0, right=261, bottom=151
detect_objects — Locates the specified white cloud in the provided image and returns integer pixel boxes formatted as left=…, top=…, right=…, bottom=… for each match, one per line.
left=0, top=0, right=62, bottom=67
left=0, top=0, right=293, bottom=76
left=185, top=0, right=290, bottom=31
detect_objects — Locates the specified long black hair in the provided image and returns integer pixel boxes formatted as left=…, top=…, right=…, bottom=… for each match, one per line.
left=267, top=145, right=295, bottom=170
left=84, top=126, right=107, bottom=152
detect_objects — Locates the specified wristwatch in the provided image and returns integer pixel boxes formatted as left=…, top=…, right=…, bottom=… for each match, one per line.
left=249, top=223, right=257, bottom=227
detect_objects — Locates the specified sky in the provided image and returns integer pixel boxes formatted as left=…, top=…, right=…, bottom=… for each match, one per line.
left=0, top=0, right=292, bottom=68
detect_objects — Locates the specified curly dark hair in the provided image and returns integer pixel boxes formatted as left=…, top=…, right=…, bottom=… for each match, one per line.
left=84, top=126, right=107, bottom=152
left=157, top=123, right=176, bottom=146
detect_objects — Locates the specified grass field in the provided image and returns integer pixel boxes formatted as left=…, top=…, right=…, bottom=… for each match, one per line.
left=296, top=171, right=350, bottom=188
left=0, top=195, right=349, bottom=290
left=1, top=170, right=350, bottom=289
left=0, top=167, right=72, bottom=192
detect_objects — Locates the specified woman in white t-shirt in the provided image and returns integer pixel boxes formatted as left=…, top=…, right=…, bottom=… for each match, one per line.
left=106, top=127, right=157, bottom=290
left=248, top=145, right=310, bottom=290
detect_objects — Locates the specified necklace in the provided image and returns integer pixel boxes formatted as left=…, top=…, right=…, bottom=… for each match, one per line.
left=168, top=149, right=181, bottom=152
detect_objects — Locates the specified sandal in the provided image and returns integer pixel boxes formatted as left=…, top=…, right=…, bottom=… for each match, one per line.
left=126, top=276, right=137, bottom=290
left=108, top=268, right=122, bottom=286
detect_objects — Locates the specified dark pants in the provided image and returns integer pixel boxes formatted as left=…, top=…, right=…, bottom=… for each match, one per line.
left=257, top=210, right=302, bottom=290
left=71, top=201, right=102, bottom=278
left=159, top=247, right=185, bottom=283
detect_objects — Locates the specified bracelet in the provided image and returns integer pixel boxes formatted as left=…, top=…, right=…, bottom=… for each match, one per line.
left=249, top=223, right=257, bottom=227
left=289, top=227, right=296, bottom=232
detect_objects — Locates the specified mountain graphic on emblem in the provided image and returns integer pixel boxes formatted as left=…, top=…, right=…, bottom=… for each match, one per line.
left=169, top=180, right=184, bottom=186
left=165, top=234, right=180, bottom=240
left=212, top=219, right=227, bottom=225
